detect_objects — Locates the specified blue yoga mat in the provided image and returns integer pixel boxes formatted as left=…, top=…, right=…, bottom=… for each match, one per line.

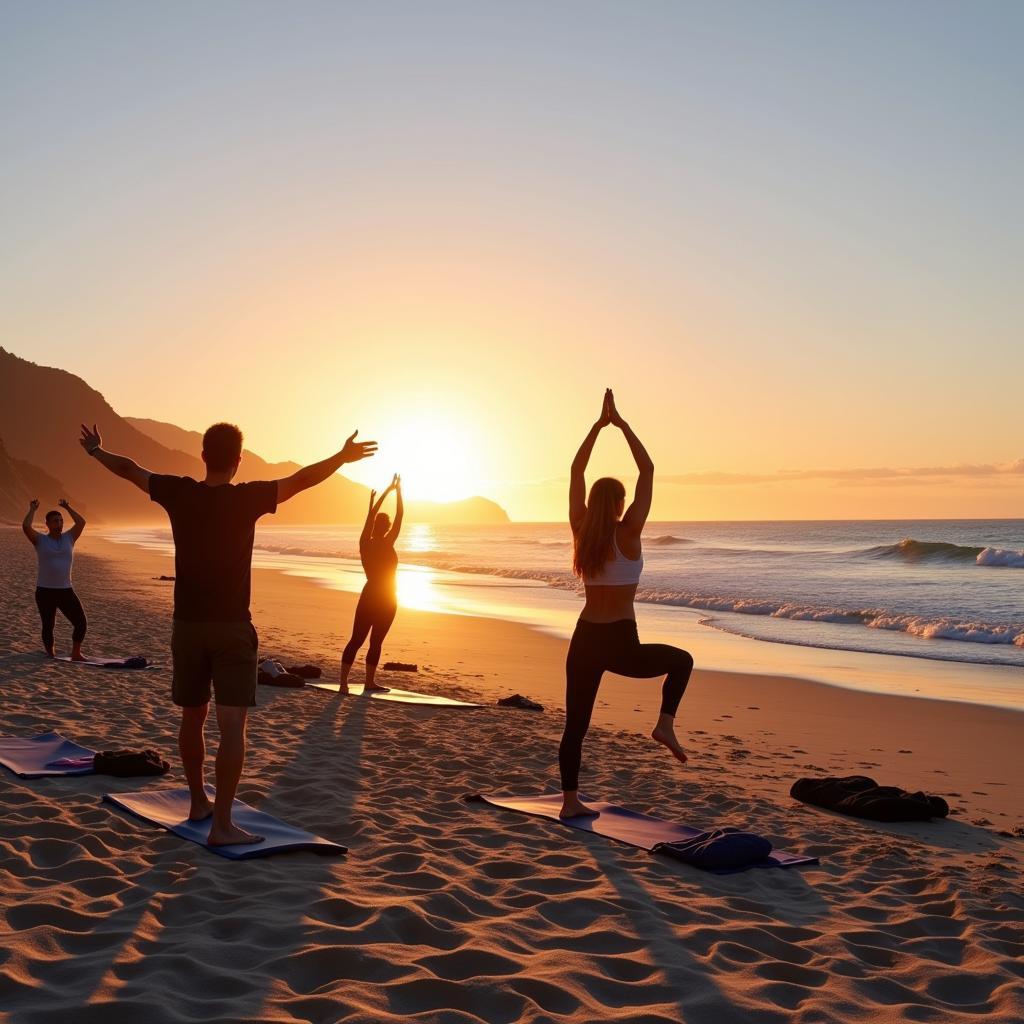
left=0, top=731, right=96, bottom=777
left=104, top=787, right=347, bottom=860
left=469, top=792, right=818, bottom=873
left=309, top=680, right=481, bottom=706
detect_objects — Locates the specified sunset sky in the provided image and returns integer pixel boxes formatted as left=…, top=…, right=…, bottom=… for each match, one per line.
left=2, top=2, right=1021, bottom=520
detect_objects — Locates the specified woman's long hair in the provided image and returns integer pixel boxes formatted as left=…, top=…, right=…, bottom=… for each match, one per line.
left=573, top=477, right=626, bottom=578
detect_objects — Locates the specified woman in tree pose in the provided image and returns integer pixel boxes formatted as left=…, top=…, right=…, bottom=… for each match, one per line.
left=22, top=498, right=89, bottom=660
left=340, top=474, right=404, bottom=694
left=560, top=390, right=694, bottom=818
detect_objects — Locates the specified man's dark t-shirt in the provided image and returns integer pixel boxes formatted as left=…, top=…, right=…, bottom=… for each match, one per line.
left=149, top=476, right=277, bottom=622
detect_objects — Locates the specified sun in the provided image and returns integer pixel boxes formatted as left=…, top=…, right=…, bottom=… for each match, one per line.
left=372, top=415, right=484, bottom=504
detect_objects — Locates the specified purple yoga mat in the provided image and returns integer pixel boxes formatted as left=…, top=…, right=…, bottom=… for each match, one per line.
left=469, top=792, right=818, bottom=872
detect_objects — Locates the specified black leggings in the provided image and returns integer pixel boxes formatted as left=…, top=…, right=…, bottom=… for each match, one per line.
left=559, top=618, right=693, bottom=792
left=35, top=587, right=88, bottom=648
left=341, top=585, right=398, bottom=667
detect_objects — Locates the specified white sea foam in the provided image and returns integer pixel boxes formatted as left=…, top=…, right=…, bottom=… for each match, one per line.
left=976, top=546, right=1024, bottom=568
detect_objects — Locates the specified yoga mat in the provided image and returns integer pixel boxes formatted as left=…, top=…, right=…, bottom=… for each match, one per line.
left=309, top=681, right=481, bottom=707
left=0, top=731, right=96, bottom=777
left=104, top=787, right=347, bottom=860
left=468, top=792, right=818, bottom=873
left=55, top=656, right=154, bottom=669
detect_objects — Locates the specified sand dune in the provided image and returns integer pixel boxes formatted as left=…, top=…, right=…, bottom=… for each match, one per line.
left=1, top=528, right=1021, bottom=1023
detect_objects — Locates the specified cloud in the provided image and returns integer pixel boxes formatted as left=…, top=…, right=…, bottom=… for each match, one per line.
left=659, top=459, right=1024, bottom=486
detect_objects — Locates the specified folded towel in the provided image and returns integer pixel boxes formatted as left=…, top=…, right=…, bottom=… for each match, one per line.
left=654, top=828, right=773, bottom=870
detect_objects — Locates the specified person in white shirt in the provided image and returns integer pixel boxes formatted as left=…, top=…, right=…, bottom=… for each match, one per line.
left=22, top=498, right=89, bottom=660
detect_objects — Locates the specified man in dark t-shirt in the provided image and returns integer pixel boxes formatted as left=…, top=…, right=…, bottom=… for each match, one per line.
left=80, top=420, right=376, bottom=846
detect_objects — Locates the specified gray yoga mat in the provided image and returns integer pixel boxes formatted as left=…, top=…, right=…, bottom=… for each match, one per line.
left=468, top=792, right=818, bottom=872
left=309, top=680, right=481, bottom=707
left=55, top=656, right=154, bottom=669
left=104, top=787, right=347, bottom=860
left=0, top=731, right=96, bottom=777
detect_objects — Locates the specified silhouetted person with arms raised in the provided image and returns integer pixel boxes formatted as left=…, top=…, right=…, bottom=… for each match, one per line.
left=340, top=473, right=404, bottom=695
left=560, top=390, right=693, bottom=819
left=23, top=498, right=88, bottom=659
left=80, top=421, right=376, bottom=845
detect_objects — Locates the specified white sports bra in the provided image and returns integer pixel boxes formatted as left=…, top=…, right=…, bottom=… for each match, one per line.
left=582, top=531, right=643, bottom=586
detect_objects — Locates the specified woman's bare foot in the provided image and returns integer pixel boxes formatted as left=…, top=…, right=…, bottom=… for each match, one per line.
left=207, top=822, right=264, bottom=847
left=652, top=718, right=688, bottom=766
left=559, top=795, right=600, bottom=819
left=188, top=794, right=214, bottom=822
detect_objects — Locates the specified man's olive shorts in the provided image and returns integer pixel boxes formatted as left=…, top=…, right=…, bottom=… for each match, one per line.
left=171, top=620, right=259, bottom=708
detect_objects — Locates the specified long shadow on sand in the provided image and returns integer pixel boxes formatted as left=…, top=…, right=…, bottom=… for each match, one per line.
left=797, top=807, right=1008, bottom=854
left=6, top=690, right=368, bottom=1024
left=558, top=825, right=831, bottom=1024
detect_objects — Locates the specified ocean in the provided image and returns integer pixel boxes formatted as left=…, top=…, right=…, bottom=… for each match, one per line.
left=104, top=518, right=1024, bottom=706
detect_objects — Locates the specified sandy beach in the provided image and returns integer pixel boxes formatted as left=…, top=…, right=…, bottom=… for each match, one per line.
left=1, top=526, right=1022, bottom=1023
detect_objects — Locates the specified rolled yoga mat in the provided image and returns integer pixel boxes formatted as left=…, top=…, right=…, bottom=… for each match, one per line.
left=0, top=731, right=96, bottom=777
left=104, top=787, right=348, bottom=860
left=467, top=792, right=818, bottom=873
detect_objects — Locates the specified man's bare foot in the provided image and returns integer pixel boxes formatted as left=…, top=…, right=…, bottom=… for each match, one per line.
left=188, top=794, right=214, bottom=822
left=70, top=652, right=88, bottom=662
left=363, top=682, right=390, bottom=693
left=338, top=683, right=349, bottom=696
left=43, top=647, right=55, bottom=658
left=207, top=822, right=264, bottom=847
left=560, top=796, right=600, bottom=819
left=652, top=724, right=688, bottom=765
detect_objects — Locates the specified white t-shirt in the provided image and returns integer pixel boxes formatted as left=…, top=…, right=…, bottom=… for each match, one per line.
left=36, top=532, right=75, bottom=589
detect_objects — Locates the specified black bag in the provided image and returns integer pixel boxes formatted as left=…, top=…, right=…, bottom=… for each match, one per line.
left=93, top=748, right=169, bottom=777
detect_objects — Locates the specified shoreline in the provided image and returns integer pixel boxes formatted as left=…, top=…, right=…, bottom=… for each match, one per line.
left=100, top=524, right=1024, bottom=711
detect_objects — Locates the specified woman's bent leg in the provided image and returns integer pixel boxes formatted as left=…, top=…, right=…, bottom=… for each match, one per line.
left=607, top=628, right=693, bottom=764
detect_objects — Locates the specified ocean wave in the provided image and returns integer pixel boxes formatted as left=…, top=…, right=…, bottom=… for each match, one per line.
left=862, top=538, right=984, bottom=563
left=976, top=546, right=1024, bottom=568
left=635, top=588, right=1024, bottom=646
left=648, top=535, right=693, bottom=546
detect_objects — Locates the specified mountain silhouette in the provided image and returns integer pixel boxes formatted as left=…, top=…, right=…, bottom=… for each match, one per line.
left=0, top=349, right=508, bottom=524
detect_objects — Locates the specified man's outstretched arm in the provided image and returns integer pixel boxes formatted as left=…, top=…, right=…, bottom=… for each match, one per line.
left=276, top=431, right=378, bottom=504
left=79, top=423, right=153, bottom=493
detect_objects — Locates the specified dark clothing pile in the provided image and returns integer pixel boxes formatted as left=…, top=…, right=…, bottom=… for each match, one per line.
left=382, top=662, right=417, bottom=672
left=286, top=664, right=321, bottom=679
left=93, top=749, right=169, bottom=777
left=497, top=694, right=545, bottom=711
left=258, top=670, right=305, bottom=688
left=791, top=775, right=949, bottom=822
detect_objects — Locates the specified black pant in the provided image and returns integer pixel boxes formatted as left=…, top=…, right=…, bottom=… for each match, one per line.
left=35, top=587, right=88, bottom=648
left=341, top=585, right=398, bottom=667
left=559, top=618, right=693, bottom=792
